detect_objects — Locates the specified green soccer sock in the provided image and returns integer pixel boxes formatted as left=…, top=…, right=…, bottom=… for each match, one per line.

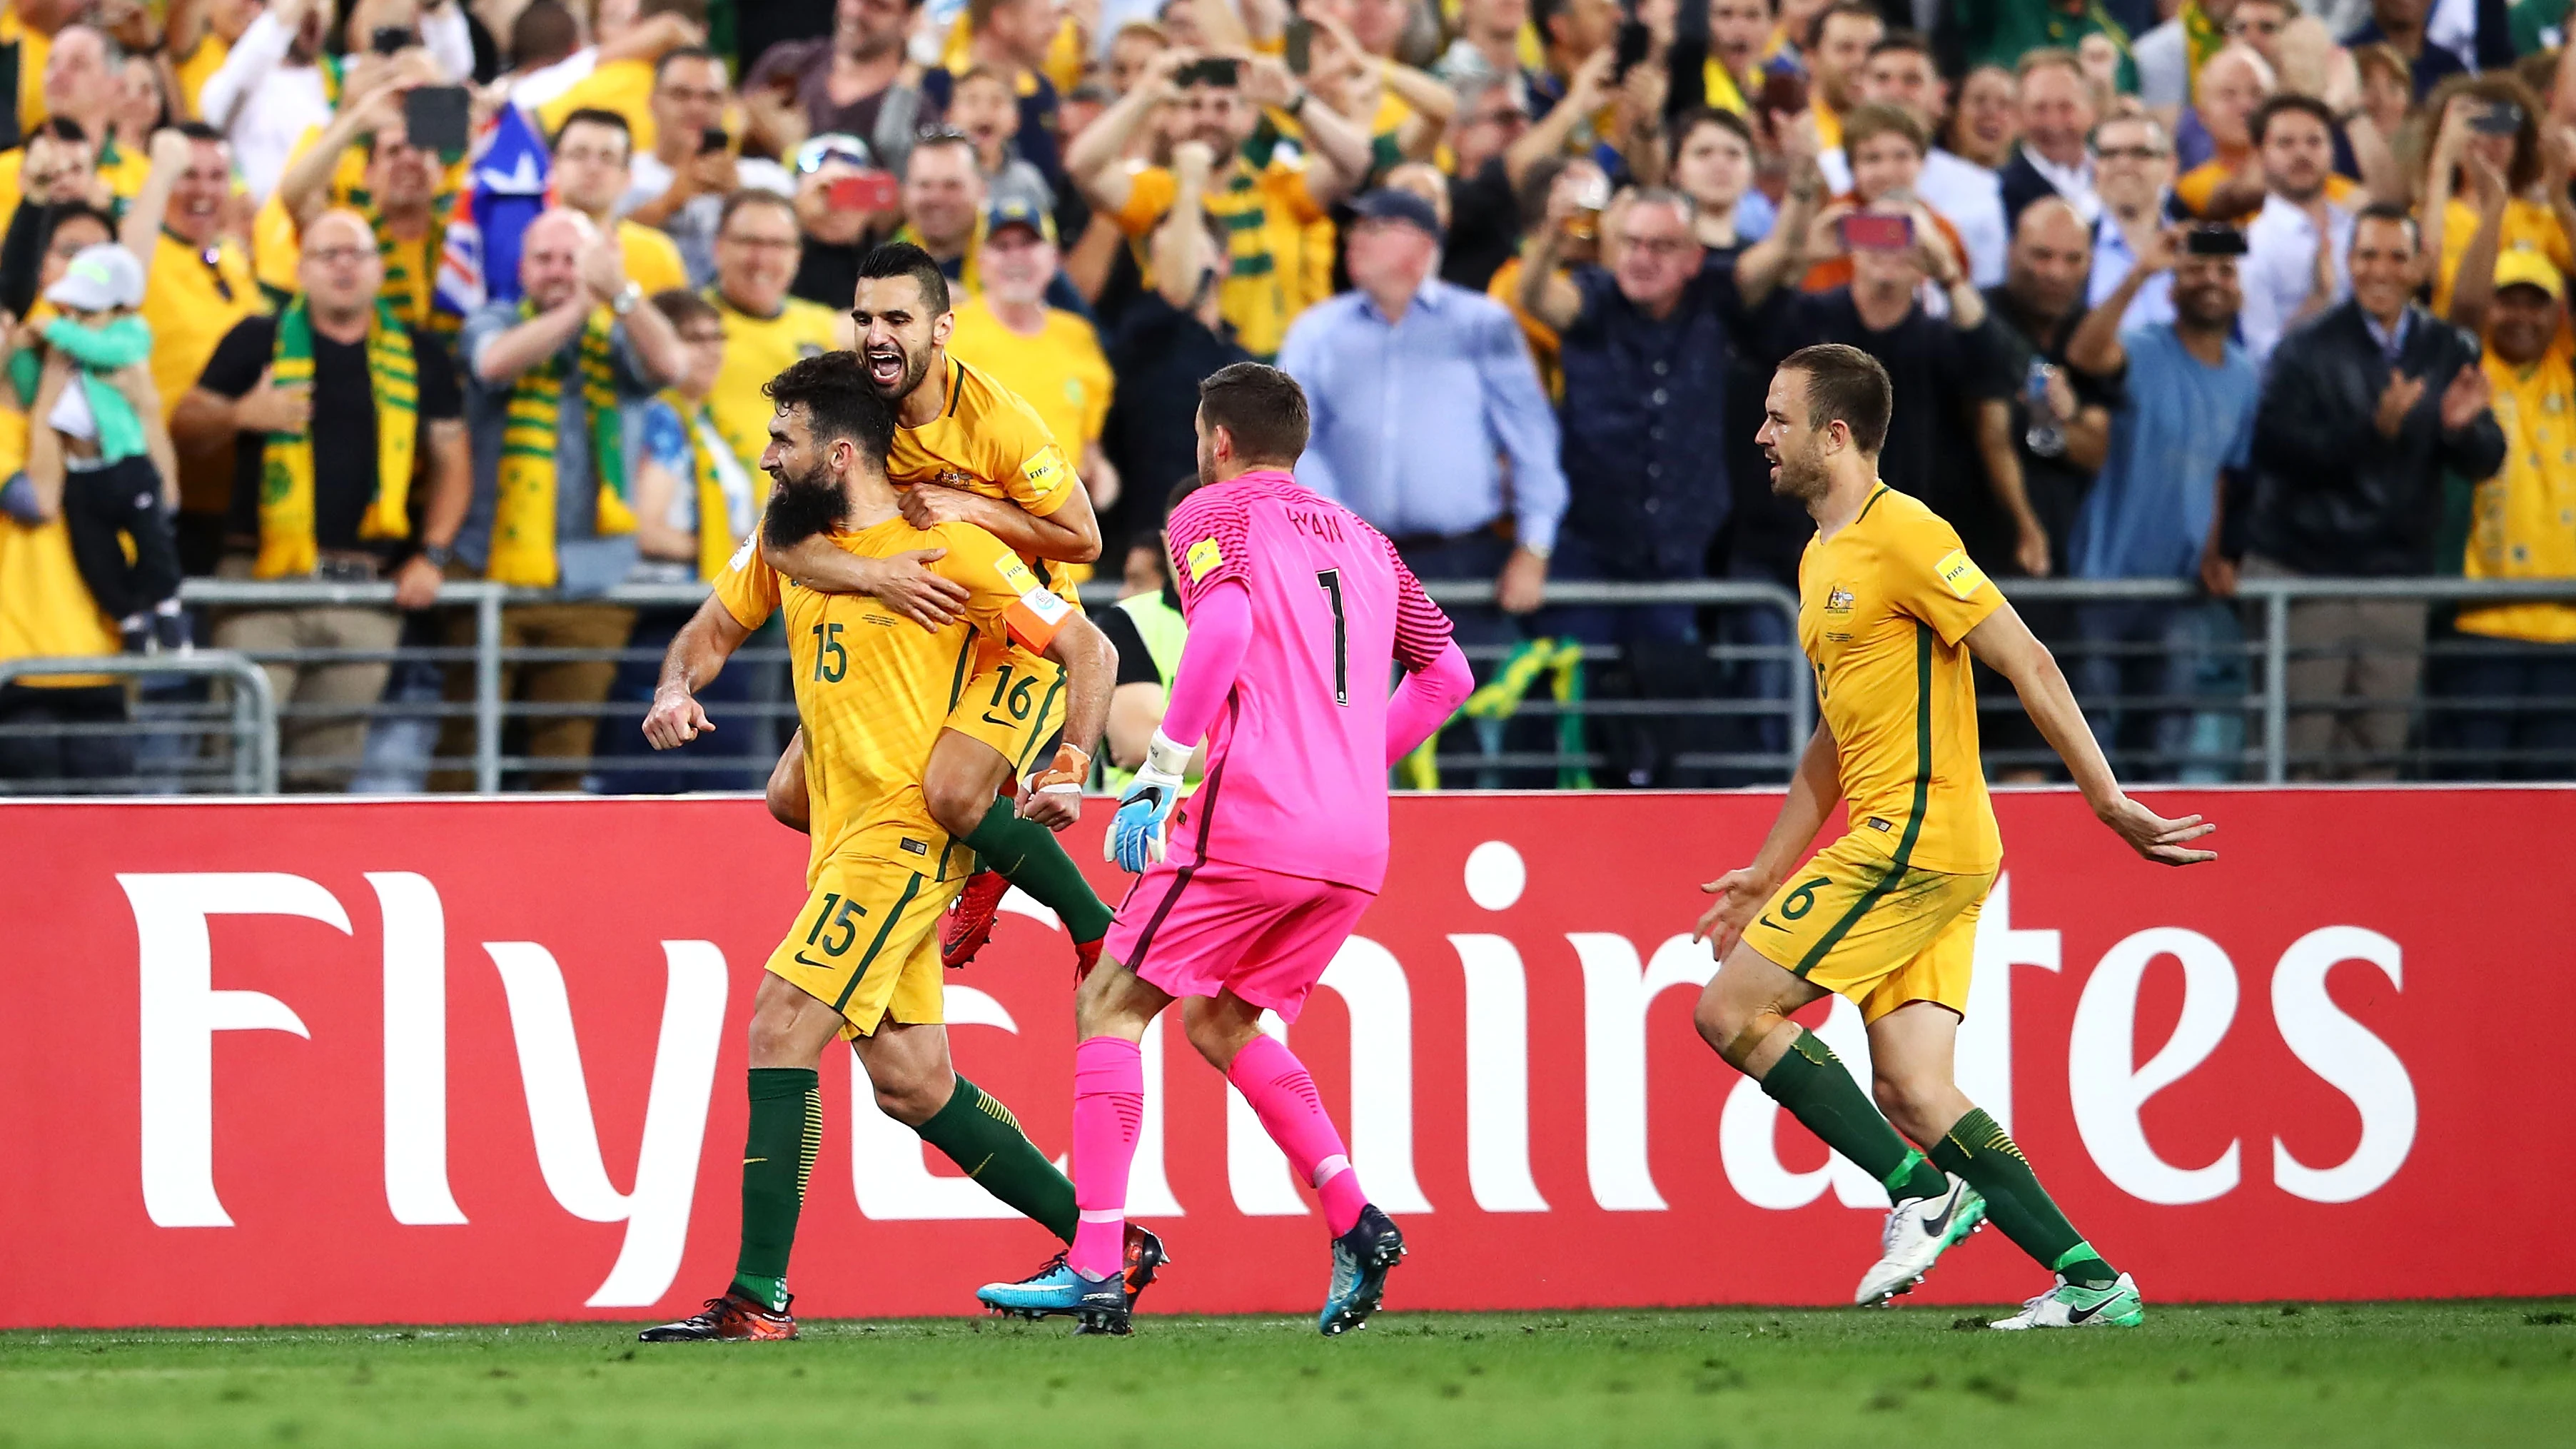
left=915, top=1074, right=1078, bottom=1243
left=1929, top=1107, right=2116, bottom=1289
left=962, top=799, right=1115, bottom=942
left=734, top=1067, right=820, bottom=1312
left=1759, top=1028, right=1951, bottom=1203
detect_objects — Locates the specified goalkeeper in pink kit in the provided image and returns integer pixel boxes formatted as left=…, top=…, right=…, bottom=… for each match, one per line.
left=974, top=363, right=1473, bottom=1336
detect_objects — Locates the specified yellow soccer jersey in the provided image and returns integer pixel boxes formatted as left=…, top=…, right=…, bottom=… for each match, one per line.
left=893, top=358, right=1083, bottom=590
left=1799, top=485, right=2006, bottom=875
left=707, top=290, right=842, bottom=496
left=944, top=298, right=1112, bottom=470
left=712, top=516, right=1074, bottom=881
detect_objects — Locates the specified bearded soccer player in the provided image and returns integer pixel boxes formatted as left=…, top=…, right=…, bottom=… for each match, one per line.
left=1691, top=345, right=2217, bottom=1331
left=763, top=241, right=1116, bottom=981
left=634, top=352, right=1161, bottom=1341
left=974, top=363, right=1475, bottom=1336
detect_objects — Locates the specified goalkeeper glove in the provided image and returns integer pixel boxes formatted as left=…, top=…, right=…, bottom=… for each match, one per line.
left=1106, top=729, right=1192, bottom=873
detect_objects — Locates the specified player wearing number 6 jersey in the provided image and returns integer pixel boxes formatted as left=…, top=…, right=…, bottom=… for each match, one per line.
left=973, top=363, right=1474, bottom=1337
left=1689, top=345, right=2219, bottom=1331
left=631, top=353, right=1164, bottom=1343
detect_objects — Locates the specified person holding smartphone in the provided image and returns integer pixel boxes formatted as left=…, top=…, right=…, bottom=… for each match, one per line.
left=2416, top=74, right=2576, bottom=321
left=622, top=47, right=796, bottom=286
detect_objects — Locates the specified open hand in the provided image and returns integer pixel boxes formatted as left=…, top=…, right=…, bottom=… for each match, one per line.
left=1690, top=867, right=1774, bottom=961
left=2099, top=796, right=2218, bottom=866
left=236, top=367, right=314, bottom=434
left=2438, top=363, right=2490, bottom=432
left=861, top=547, right=971, bottom=628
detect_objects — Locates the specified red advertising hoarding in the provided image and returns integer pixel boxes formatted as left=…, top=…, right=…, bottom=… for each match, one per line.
left=2, top=789, right=2568, bottom=1328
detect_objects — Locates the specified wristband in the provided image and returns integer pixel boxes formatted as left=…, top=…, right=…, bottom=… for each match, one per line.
left=1141, top=727, right=1195, bottom=780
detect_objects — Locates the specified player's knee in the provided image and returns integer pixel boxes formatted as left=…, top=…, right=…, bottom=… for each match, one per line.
left=1693, top=993, right=1759, bottom=1067
left=1182, top=1011, right=1255, bottom=1070
left=1872, top=1074, right=1944, bottom=1143
left=924, top=772, right=994, bottom=838
left=869, top=1067, right=949, bottom=1127
left=744, top=999, right=805, bottom=1066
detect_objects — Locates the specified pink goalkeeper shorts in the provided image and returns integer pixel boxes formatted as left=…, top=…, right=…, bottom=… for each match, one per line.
left=1106, top=855, right=1375, bottom=1023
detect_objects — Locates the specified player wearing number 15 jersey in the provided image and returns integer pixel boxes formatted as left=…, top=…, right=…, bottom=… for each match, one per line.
left=974, top=364, right=1473, bottom=1337
left=632, top=353, right=1158, bottom=1343
left=1689, top=346, right=2219, bottom=1332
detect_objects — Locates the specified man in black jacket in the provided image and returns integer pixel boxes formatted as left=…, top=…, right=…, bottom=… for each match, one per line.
left=2214, top=203, right=2505, bottom=779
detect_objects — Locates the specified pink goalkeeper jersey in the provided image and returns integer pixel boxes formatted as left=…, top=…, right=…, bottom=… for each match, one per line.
left=1164, top=469, right=1455, bottom=892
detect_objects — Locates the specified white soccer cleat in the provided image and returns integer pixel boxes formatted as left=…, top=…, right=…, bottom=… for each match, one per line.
left=1854, top=1175, right=1986, bottom=1307
left=1987, top=1272, right=2146, bottom=1330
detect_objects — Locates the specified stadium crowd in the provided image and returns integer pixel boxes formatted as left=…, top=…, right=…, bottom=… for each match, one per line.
left=1, top=0, right=2573, bottom=792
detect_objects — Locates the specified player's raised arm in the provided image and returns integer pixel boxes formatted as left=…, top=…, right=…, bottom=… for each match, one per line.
left=643, top=593, right=756, bottom=749
left=1693, top=720, right=1843, bottom=959
left=1964, top=602, right=2218, bottom=867
left=899, top=460, right=1105, bottom=565
left=758, top=537, right=973, bottom=630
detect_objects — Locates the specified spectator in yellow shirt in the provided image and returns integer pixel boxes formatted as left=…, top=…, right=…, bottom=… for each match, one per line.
left=945, top=195, right=1118, bottom=560
left=2447, top=242, right=2576, bottom=777
left=549, top=106, right=690, bottom=298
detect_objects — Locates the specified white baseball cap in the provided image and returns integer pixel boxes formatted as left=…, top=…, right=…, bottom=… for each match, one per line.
left=45, top=242, right=145, bottom=312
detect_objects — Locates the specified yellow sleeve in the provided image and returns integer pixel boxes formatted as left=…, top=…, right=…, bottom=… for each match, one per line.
left=1886, top=511, right=2004, bottom=646
left=2174, top=163, right=2230, bottom=219
left=253, top=188, right=303, bottom=298
left=983, top=387, right=1080, bottom=518
left=1267, top=157, right=1330, bottom=224
left=1072, top=323, right=1112, bottom=444
left=619, top=224, right=690, bottom=297
left=934, top=522, right=1074, bottom=654
left=709, top=535, right=782, bottom=630
left=1112, top=165, right=1178, bottom=236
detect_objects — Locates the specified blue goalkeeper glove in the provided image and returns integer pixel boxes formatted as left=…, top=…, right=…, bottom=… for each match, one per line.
left=1106, top=730, right=1193, bottom=873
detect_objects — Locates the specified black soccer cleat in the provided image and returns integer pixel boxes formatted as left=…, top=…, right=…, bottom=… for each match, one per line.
left=1072, top=1267, right=1132, bottom=1337
left=638, top=1287, right=798, bottom=1342
left=1318, top=1205, right=1405, bottom=1337
left=1121, top=1223, right=1170, bottom=1311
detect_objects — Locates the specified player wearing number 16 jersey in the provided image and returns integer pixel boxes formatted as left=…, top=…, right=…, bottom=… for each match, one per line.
left=973, top=363, right=1474, bottom=1336
left=1689, top=346, right=2219, bottom=1332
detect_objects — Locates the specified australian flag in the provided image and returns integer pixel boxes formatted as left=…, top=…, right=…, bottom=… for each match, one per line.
left=435, top=103, right=551, bottom=317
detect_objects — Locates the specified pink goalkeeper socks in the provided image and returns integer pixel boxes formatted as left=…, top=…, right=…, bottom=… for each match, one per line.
left=1227, top=1034, right=1368, bottom=1237
left=1068, top=1035, right=1144, bottom=1281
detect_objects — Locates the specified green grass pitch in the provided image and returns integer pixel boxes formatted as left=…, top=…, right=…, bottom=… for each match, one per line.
left=5, top=1302, right=2572, bottom=1448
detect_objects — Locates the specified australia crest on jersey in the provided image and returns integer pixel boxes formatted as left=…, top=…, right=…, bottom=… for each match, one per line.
left=1823, top=583, right=1856, bottom=615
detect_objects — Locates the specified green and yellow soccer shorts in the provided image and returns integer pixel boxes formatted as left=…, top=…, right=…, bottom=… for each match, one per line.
left=1742, top=831, right=1997, bottom=1024
left=764, top=854, right=968, bottom=1039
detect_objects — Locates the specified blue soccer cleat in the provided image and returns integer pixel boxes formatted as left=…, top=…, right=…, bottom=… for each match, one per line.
left=976, top=1226, right=1168, bottom=1329
left=1318, top=1205, right=1405, bottom=1337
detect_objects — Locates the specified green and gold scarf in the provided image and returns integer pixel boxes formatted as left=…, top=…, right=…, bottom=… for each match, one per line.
left=488, top=303, right=636, bottom=586
left=254, top=297, right=420, bottom=578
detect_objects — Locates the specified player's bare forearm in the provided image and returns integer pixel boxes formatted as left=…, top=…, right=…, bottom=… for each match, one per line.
left=1965, top=604, right=2213, bottom=859
left=1045, top=613, right=1116, bottom=764
left=928, top=485, right=1103, bottom=565
left=1964, top=604, right=2118, bottom=809
left=644, top=597, right=752, bottom=748
left=762, top=534, right=874, bottom=592
left=1747, top=722, right=1842, bottom=887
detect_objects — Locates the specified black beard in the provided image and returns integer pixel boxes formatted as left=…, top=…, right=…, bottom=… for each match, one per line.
left=871, top=346, right=933, bottom=402
left=761, top=469, right=849, bottom=548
